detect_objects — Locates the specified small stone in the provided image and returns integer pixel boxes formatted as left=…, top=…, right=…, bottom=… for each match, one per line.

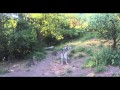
left=26, top=69, right=30, bottom=72
left=9, top=69, right=14, bottom=72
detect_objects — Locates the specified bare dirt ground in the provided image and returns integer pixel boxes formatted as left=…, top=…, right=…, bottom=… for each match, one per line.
left=0, top=51, right=120, bottom=77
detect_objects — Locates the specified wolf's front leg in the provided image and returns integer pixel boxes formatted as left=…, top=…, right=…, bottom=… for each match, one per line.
left=61, top=55, right=64, bottom=65
left=65, top=58, right=68, bottom=65
left=61, top=59, right=63, bottom=65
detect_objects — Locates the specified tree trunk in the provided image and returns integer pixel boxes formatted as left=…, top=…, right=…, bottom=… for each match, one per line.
left=112, top=37, right=117, bottom=49
left=35, top=29, right=43, bottom=44
left=111, top=20, right=117, bottom=50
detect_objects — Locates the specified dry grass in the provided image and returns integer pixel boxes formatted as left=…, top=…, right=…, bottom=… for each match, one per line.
left=69, top=39, right=113, bottom=48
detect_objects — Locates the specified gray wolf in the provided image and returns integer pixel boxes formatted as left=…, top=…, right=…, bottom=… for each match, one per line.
left=61, top=45, right=71, bottom=65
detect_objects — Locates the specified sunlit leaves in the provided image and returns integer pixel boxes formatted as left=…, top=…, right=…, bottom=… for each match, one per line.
left=87, top=13, right=120, bottom=49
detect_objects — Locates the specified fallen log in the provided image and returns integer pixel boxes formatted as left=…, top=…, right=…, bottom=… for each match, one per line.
left=44, top=46, right=54, bottom=50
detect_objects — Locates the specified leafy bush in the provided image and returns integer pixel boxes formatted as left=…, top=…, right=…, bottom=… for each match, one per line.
left=84, top=58, right=96, bottom=68
left=95, top=64, right=105, bottom=73
left=62, top=29, right=86, bottom=40
left=85, top=48, right=93, bottom=56
left=92, top=47, right=120, bottom=66
left=32, top=51, right=46, bottom=60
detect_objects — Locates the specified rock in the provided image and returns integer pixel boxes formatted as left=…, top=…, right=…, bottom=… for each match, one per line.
left=87, top=73, right=95, bottom=77
left=72, top=67, right=76, bottom=71
left=26, top=69, right=30, bottom=72
left=9, top=69, right=14, bottom=72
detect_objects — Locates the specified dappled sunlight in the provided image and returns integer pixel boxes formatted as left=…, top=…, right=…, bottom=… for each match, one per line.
left=82, top=39, right=100, bottom=46
left=1, top=13, right=120, bottom=77
left=68, top=39, right=100, bottom=47
left=69, top=41, right=82, bottom=46
left=29, top=13, right=43, bottom=18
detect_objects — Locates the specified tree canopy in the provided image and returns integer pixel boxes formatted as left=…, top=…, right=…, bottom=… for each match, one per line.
left=1, top=13, right=120, bottom=61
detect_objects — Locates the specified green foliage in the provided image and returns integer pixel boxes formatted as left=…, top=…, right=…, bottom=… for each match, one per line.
left=84, top=55, right=105, bottom=73
left=88, top=13, right=120, bottom=49
left=2, top=13, right=120, bottom=68
left=0, top=13, right=87, bottom=60
left=28, top=51, right=46, bottom=60
left=71, top=46, right=86, bottom=53
left=80, top=32, right=98, bottom=41
left=0, top=13, right=13, bottom=61
left=8, top=20, right=38, bottom=59
left=85, top=48, right=94, bottom=56
left=95, top=64, right=105, bottom=73
left=91, top=47, right=120, bottom=66
left=69, top=44, right=95, bottom=59
left=71, top=45, right=94, bottom=57
left=84, top=58, right=96, bottom=68
left=0, top=13, right=87, bottom=61
left=69, top=46, right=87, bottom=59
left=98, top=44, right=104, bottom=48
left=61, top=29, right=86, bottom=40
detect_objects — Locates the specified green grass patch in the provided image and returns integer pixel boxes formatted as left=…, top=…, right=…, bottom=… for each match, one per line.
left=80, top=32, right=98, bottom=42
left=26, top=51, right=46, bottom=61
left=83, top=58, right=96, bottom=68
left=95, top=64, right=105, bottom=73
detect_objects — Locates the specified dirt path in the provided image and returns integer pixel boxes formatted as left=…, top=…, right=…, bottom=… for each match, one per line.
left=0, top=50, right=120, bottom=77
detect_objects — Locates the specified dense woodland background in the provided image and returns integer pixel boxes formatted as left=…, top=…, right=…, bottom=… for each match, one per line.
left=1, top=13, right=120, bottom=75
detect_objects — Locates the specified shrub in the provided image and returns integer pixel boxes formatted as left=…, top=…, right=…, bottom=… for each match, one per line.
left=85, top=48, right=93, bottom=56
left=95, top=64, right=105, bottom=73
left=84, top=58, right=96, bottom=68
left=91, top=47, right=120, bottom=66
